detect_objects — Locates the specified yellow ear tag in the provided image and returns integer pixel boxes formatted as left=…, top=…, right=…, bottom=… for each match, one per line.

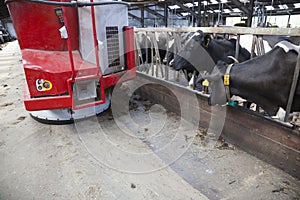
left=224, top=74, right=230, bottom=86
left=202, top=79, right=209, bottom=87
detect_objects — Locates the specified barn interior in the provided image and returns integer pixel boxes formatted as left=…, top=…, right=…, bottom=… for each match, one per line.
left=1, top=0, right=300, bottom=31
left=0, top=0, right=299, bottom=199
left=126, top=0, right=300, bottom=28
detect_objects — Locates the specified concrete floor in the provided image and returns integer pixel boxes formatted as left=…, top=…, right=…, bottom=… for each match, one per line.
left=0, top=41, right=299, bottom=200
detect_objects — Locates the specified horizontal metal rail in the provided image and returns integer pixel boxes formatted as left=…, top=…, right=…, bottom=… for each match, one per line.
left=135, top=27, right=300, bottom=36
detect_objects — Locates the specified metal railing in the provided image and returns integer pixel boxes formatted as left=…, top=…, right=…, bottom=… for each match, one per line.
left=133, top=26, right=300, bottom=122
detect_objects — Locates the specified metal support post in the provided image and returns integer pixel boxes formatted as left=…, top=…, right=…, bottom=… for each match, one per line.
left=284, top=51, right=300, bottom=122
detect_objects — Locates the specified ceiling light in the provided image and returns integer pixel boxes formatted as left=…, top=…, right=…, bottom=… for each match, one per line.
left=184, top=3, right=194, bottom=8
left=210, top=0, right=218, bottom=5
left=240, top=0, right=249, bottom=3
left=282, top=4, right=288, bottom=9
left=181, top=12, right=190, bottom=16
left=168, top=5, right=180, bottom=9
left=265, top=6, right=274, bottom=11
left=294, top=3, right=300, bottom=8
left=232, top=8, right=241, bottom=12
left=223, top=9, right=231, bottom=13
left=278, top=4, right=288, bottom=9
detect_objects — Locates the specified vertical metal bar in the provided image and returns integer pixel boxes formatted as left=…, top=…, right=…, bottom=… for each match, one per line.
left=217, top=0, right=221, bottom=25
left=165, top=32, right=169, bottom=80
left=172, top=32, right=179, bottom=81
left=152, top=32, right=164, bottom=78
left=145, top=31, right=150, bottom=74
left=141, top=6, right=145, bottom=28
left=250, top=35, right=256, bottom=58
left=134, top=33, right=140, bottom=67
left=150, top=32, right=154, bottom=76
left=235, top=34, right=240, bottom=61
left=287, top=14, right=291, bottom=28
left=221, top=2, right=224, bottom=25
left=173, top=32, right=179, bottom=82
left=124, top=27, right=136, bottom=73
left=192, top=0, right=195, bottom=27
left=90, top=1, right=105, bottom=103
left=258, top=36, right=265, bottom=55
left=61, top=7, right=75, bottom=81
left=254, top=35, right=261, bottom=56
left=197, top=0, right=201, bottom=27
left=247, top=0, right=254, bottom=27
left=164, top=3, right=168, bottom=27
left=90, top=1, right=101, bottom=77
left=152, top=32, right=159, bottom=77
left=284, top=51, right=300, bottom=122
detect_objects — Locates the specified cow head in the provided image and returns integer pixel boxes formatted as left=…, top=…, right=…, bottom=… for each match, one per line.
left=170, top=30, right=215, bottom=73
left=200, top=61, right=229, bottom=106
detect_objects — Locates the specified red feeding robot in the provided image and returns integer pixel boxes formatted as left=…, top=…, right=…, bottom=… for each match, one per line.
left=6, top=0, right=136, bottom=123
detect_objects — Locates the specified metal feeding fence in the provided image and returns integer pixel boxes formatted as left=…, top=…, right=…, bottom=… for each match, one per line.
left=133, top=27, right=300, bottom=122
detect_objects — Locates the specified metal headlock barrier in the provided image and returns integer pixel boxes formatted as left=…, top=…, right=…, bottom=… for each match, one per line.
left=134, top=27, right=300, bottom=123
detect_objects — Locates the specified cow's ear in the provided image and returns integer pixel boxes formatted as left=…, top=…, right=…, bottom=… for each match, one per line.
left=196, top=30, right=204, bottom=37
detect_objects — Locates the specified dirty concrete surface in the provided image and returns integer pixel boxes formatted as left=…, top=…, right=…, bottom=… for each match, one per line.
left=0, top=41, right=299, bottom=200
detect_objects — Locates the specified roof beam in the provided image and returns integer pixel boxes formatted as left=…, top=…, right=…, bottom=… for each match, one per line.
left=230, top=0, right=250, bottom=15
left=144, top=6, right=165, bottom=19
left=128, top=12, right=142, bottom=23
left=129, top=3, right=158, bottom=10
left=173, top=0, right=198, bottom=17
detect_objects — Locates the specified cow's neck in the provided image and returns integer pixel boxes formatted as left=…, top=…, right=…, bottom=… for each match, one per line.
left=206, top=40, right=233, bottom=64
left=227, top=47, right=298, bottom=115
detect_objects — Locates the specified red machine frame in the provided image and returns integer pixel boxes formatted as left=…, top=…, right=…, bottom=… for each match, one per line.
left=7, top=0, right=136, bottom=111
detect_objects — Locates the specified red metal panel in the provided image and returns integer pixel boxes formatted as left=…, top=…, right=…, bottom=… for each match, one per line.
left=24, top=96, right=72, bottom=111
left=7, top=0, right=78, bottom=50
left=22, top=37, right=136, bottom=111
left=22, top=50, right=97, bottom=97
left=103, top=69, right=136, bottom=88
left=23, top=79, right=72, bottom=111
left=124, top=27, right=136, bottom=71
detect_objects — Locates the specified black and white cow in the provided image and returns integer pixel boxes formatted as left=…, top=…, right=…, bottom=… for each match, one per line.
left=202, top=40, right=300, bottom=116
left=166, top=32, right=194, bottom=65
left=170, top=30, right=252, bottom=73
left=169, top=30, right=252, bottom=89
left=263, top=35, right=300, bottom=49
